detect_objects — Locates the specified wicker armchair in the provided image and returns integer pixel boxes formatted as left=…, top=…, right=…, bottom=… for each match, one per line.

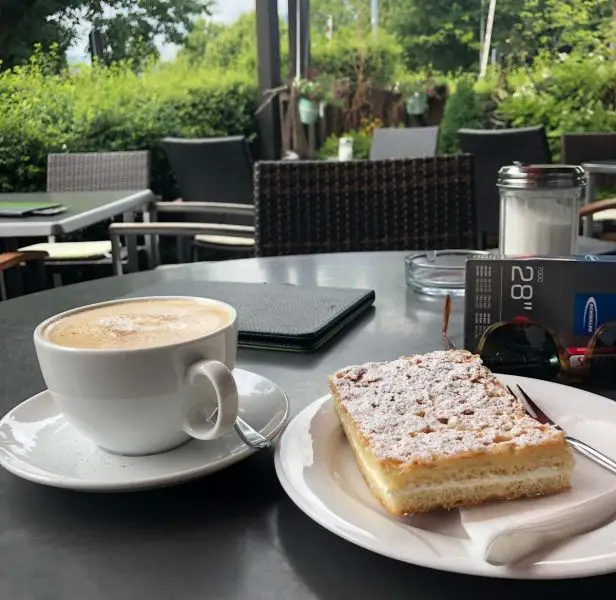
left=20, top=151, right=151, bottom=282
left=254, top=156, right=477, bottom=257
left=46, top=151, right=150, bottom=192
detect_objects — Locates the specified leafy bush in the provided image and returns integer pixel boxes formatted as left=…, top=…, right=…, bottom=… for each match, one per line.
left=496, top=51, right=616, bottom=157
left=0, top=52, right=258, bottom=195
left=317, top=118, right=383, bottom=160
left=317, top=130, right=373, bottom=160
left=183, top=12, right=290, bottom=76
left=311, top=30, right=403, bottom=86
left=438, top=76, right=488, bottom=154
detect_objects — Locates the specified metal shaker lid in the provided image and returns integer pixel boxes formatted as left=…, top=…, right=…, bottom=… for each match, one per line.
left=497, top=163, right=586, bottom=189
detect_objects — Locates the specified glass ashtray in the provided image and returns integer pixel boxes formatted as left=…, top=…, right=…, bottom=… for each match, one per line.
left=405, top=250, right=492, bottom=297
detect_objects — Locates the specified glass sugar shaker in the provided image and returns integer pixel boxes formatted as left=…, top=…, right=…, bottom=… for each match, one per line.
left=497, top=164, right=586, bottom=257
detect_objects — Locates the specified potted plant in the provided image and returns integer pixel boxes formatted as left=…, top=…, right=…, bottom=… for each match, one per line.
left=405, top=87, right=429, bottom=116
left=398, top=77, right=448, bottom=116
left=296, top=78, right=324, bottom=125
left=394, top=79, right=429, bottom=116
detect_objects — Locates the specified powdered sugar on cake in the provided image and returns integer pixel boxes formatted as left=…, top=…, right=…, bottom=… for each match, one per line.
left=332, top=349, right=561, bottom=463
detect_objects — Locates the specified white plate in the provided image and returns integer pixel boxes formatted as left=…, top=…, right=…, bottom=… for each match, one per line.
left=275, top=374, right=616, bottom=579
left=0, top=369, right=289, bottom=492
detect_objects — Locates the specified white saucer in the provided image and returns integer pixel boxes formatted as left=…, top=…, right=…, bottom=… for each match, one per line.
left=275, top=374, right=616, bottom=579
left=0, top=369, right=289, bottom=492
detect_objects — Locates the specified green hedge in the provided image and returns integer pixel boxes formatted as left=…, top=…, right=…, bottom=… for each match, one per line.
left=496, top=52, right=616, bottom=157
left=439, top=76, right=490, bottom=154
left=0, top=53, right=258, bottom=196
left=311, top=30, right=403, bottom=86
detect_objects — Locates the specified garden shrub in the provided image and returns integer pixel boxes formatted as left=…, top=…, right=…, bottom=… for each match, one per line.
left=496, top=51, right=616, bottom=158
left=438, top=76, right=488, bottom=154
left=317, top=129, right=373, bottom=160
left=439, top=77, right=487, bottom=154
left=317, top=117, right=384, bottom=160
left=0, top=53, right=258, bottom=196
left=311, top=30, right=403, bottom=86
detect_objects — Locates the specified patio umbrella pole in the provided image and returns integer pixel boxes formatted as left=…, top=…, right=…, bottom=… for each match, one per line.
left=479, top=0, right=496, bottom=78
left=371, top=0, right=379, bottom=38
left=296, top=0, right=301, bottom=80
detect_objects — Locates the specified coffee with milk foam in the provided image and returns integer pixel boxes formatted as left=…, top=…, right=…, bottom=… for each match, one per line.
left=43, top=298, right=232, bottom=350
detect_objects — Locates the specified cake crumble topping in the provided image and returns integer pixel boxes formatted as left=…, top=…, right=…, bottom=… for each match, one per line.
left=332, top=349, right=561, bottom=463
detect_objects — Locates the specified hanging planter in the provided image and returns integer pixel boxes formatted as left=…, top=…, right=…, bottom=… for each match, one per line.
left=298, top=97, right=319, bottom=125
left=405, top=91, right=429, bottom=116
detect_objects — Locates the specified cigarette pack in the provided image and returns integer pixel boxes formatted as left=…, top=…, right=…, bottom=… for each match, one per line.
left=464, top=255, right=616, bottom=353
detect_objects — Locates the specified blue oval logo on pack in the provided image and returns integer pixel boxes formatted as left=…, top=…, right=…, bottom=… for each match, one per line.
left=583, top=297, right=597, bottom=334
left=574, top=294, right=616, bottom=335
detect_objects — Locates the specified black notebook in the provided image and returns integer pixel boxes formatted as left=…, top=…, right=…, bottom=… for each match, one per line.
left=0, top=201, right=67, bottom=217
left=124, top=281, right=375, bottom=352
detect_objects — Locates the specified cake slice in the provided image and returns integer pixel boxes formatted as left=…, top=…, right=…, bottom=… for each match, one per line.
left=330, top=349, right=574, bottom=515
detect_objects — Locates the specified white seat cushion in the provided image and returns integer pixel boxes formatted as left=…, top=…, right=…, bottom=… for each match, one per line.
left=593, top=207, right=616, bottom=222
left=194, top=235, right=255, bottom=247
left=19, top=241, right=112, bottom=260
left=155, top=264, right=186, bottom=270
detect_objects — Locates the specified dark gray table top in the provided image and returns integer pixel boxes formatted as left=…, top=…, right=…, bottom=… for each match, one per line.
left=0, top=190, right=154, bottom=237
left=0, top=252, right=613, bottom=599
left=577, top=235, right=616, bottom=254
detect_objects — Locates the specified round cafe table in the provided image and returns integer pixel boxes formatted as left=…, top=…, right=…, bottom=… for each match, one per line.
left=0, top=251, right=613, bottom=599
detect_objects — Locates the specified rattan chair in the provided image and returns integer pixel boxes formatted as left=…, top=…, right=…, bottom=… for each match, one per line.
left=46, top=151, right=150, bottom=192
left=459, top=126, right=551, bottom=247
left=162, top=137, right=255, bottom=260
left=254, top=156, right=477, bottom=257
left=370, top=127, right=439, bottom=160
left=19, top=151, right=151, bottom=279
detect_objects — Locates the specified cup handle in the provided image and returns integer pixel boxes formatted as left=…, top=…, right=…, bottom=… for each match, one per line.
left=183, top=360, right=239, bottom=441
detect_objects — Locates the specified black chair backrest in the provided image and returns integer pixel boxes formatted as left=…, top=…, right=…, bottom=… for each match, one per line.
left=561, top=132, right=616, bottom=164
left=163, top=136, right=254, bottom=225
left=254, top=156, right=477, bottom=257
left=370, top=127, right=439, bottom=160
left=459, top=126, right=551, bottom=238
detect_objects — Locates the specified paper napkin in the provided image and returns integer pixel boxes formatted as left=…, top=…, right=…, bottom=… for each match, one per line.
left=460, top=418, right=616, bottom=566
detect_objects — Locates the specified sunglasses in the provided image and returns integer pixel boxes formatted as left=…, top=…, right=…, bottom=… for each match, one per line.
left=442, top=294, right=616, bottom=386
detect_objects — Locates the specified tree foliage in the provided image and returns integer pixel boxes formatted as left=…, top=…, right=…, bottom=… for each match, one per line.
left=91, top=0, right=212, bottom=64
left=310, top=0, right=611, bottom=72
left=0, top=1, right=78, bottom=68
left=505, top=0, right=611, bottom=64
left=309, top=0, right=368, bottom=34
left=181, top=11, right=288, bottom=73
left=363, top=0, right=525, bottom=72
left=0, top=0, right=212, bottom=68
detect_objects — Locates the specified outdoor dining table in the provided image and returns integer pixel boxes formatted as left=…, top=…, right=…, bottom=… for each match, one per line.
left=0, top=190, right=156, bottom=272
left=0, top=251, right=615, bottom=599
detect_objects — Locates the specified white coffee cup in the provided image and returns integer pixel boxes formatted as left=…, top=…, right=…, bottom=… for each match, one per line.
left=33, top=296, right=239, bottom=456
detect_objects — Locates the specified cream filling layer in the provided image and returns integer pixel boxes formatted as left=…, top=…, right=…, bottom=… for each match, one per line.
left=353, top=438, right=564, bottom=499
left=388, top=467, right=563, bottom=497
